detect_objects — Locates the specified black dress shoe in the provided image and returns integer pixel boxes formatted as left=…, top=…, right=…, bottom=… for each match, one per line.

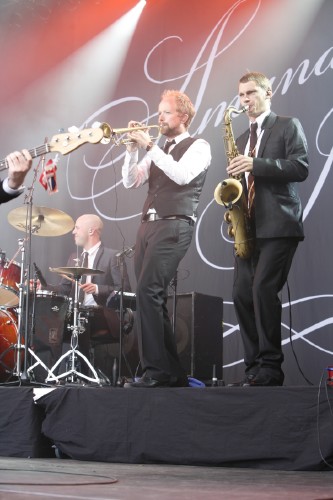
left=124, top=376, right=170, bottom=388
left=169, top=376, right=189, bottom=387
left=249, top=373, right=284, bottom=386
left=227, top=374, right=256, bottom=387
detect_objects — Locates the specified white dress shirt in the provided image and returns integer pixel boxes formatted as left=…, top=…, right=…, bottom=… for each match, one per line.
left=122, top=131, right=211, bottom=189
left=2, top=177, right=24, bottom=195
left=245, top=109, right=270, bottom=187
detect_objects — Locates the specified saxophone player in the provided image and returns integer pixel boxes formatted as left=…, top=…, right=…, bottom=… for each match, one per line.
left=227, top=72, right=309, bottom=387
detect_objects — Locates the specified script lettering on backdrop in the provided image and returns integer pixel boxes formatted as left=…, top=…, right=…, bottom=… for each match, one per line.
left=63, top=0, right=333, bottom=367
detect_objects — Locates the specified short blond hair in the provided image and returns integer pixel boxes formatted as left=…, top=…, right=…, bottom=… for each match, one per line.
left=239, top=72, right=272, bottom=93
left=161, top=90, right=195, bottom=129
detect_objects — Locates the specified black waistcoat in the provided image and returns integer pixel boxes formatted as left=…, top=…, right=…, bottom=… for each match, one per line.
left=142, top=137, right=207, bottom=217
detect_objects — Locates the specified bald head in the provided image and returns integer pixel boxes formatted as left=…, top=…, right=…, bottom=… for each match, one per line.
left=73, top=214, right=103, bottom=249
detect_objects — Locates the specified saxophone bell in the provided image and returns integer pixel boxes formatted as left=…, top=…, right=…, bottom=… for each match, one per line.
left=214, top=178, right=243, bottom=207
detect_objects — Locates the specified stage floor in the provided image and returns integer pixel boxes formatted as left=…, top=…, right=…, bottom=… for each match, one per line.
left=1, top=384, right=333, bottom=473
left=0, top=457, right=333, bottom=499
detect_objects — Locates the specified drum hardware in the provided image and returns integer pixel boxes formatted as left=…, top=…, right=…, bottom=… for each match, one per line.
left=0, top=239, right=54, bottom=384
left=46, top=266, right=104, bottom=385
left=4, top=156, right=75, bottom=385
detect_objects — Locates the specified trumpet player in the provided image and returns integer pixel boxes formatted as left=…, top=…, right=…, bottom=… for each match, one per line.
left=227, top=72, right=309, bottom=387
left=121, top=90, right=211, bottom=388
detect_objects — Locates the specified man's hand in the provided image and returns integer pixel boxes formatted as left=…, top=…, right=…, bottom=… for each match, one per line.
left=227, top=155, right=254, bottom=177
left=6, top=149, right=32, bottom=189
left=80, top=282, right=97, bottom=295
left=126, top=121, right=151, bottom=152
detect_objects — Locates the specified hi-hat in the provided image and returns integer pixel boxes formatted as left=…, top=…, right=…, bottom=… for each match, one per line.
left=8, top=206, right=74, bottom=236
left=49, top=266, right=104, bottom=278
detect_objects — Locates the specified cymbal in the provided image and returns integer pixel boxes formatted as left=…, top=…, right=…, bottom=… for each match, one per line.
left=7, top=206, right=74, bottom=237
left=49, top=266, right=105, bottom=277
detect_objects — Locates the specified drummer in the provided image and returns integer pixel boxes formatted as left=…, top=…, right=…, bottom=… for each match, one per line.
left=38, top=213, right=132, bottom=379
left=1, top=150, right=32, bottom=204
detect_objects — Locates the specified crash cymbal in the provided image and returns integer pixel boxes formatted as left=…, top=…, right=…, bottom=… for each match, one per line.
left=49, top=266, right=104, bottom=278
left=7, top=206, right=74, bottom=237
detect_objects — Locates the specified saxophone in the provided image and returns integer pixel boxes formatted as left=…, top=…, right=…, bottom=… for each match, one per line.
left=214, top=106, right=254, bottom=259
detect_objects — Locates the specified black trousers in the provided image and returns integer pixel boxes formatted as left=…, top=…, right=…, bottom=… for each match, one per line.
left=232, top=237, right=299, bottom=379
left=134, top=219, right=194, bottom=381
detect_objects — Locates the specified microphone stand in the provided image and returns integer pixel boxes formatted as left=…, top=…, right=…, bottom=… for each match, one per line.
left=170, top=270, right=178, bottom=335
left=116, top=253, right=126, bottom=387
left=17, top=154, right=51, bottom=385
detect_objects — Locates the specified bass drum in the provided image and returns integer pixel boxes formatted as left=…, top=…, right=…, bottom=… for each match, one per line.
left=0, top=308, right=20, bottom=382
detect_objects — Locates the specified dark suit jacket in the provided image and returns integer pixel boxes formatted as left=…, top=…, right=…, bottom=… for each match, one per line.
left=236, top=112, right=309, bottom=239
left=0, top=181, right=21, bottom=204
left=55, top=243, right=131, bottom=305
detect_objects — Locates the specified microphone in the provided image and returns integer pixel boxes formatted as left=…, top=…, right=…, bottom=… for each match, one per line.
left=33, top=262, right=47, bottom=287
left=115, top=245, right=136, bottom=259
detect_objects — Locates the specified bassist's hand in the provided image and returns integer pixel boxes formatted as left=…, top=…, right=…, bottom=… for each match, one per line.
left=6, top=149, right=32, bottom=189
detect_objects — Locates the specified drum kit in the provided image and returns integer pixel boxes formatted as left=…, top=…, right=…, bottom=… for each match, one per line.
left=0, top=205, right=104, bottom=386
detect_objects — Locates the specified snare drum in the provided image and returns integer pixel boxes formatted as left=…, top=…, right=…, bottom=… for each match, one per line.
left=0, top=259, right=21, bottom=308
left=0, top=308, right=21, bottom=382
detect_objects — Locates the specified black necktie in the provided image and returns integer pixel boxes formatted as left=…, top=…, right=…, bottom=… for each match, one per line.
left=163, top=139, right=175, bottom=154
left=248, top=122, right=258, bottom=218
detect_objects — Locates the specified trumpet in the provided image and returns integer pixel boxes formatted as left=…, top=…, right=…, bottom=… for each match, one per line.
left=96, top=122, right=161, bottom=146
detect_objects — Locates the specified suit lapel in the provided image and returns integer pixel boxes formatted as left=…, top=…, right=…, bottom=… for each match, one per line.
left=91, top=245, right=104, bottom=282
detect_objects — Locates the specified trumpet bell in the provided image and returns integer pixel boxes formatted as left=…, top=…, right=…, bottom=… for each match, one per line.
left=99, top=122, right=112, bottom=145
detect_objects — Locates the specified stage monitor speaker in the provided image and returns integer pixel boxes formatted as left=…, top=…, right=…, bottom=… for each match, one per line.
left=167, top=292, right=223, bottom=382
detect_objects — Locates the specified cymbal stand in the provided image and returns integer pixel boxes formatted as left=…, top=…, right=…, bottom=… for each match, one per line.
left=46, top=272, right=101, bottom=385
left=12, top=238, right=53, bottom=384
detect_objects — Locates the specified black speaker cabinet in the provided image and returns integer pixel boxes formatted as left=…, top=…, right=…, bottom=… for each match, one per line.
left=167, top=292, right=223, bottom=382
left=30, top=292, right=70, bottom=381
